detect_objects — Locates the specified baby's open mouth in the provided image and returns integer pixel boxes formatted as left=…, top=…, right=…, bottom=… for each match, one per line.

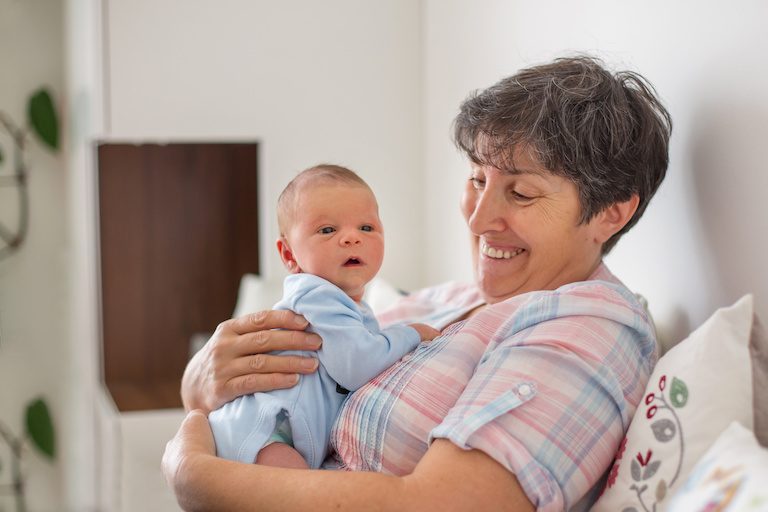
left=344, top=258, right=362, bottom=266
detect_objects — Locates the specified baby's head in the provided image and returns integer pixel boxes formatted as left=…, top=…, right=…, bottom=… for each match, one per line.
left=276, top=164, right=384, bottom=302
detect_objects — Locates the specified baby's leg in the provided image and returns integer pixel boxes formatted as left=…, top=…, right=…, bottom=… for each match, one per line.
left=256, top=442, right=308, bottom=469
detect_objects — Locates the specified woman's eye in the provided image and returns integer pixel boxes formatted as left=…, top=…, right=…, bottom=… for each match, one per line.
left=510, top=189, right=536, bottom=202
left=360, top=225, right=374, bottom=232
left=469, top=177, right=485, bottom=190
left=319, top=226, right=335, bottom=234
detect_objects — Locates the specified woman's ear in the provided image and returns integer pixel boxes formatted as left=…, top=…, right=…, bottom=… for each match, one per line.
left=276, top=237, right=301, bottom=273
left=593, top=194, right=640, bottom=244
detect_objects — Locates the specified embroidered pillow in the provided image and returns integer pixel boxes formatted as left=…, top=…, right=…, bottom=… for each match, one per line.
left=592, top=295, right=765, bottom=511
left=665, top=421, right=768, bottom=511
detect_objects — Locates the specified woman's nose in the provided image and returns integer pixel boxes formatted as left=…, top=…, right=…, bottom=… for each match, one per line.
left=467, top=188, right=507, bottom=234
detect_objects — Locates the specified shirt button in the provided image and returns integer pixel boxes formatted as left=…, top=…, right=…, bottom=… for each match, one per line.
left=518, top=384, right=532, bottom=396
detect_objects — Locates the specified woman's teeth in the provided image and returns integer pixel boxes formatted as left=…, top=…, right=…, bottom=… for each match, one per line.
left=481, top=243, right=524, bottom=260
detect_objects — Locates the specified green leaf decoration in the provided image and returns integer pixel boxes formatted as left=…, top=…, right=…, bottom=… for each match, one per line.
left=630, top=458, right=642, bottom=482
left=670, top=377, right=689, bottom=408
left=651, top=418, right=676, bottom=442
left=27, top=88, right=59, bottom=151
left=25, top=398, right=55, bottom=459
left=643, top=459, right=661, bottom=480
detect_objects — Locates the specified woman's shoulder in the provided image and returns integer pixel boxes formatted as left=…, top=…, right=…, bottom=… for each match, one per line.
left=491, top=264, right=656, bottom=346
left=484, top=264, right=658, bottom=366
left=558, top=263, right=652, bottom=324
left=499, top=263, right=650, bottom=324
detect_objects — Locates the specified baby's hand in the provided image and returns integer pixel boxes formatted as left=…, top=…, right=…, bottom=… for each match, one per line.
left=409, top=323, right=441, bottom=342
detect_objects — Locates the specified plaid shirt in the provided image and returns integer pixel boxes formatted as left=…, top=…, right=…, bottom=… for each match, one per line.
left=327, top=263, right=657, bottom=511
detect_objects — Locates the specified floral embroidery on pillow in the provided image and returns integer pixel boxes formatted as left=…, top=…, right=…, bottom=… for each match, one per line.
left=604, top=374, right=690, bottom=512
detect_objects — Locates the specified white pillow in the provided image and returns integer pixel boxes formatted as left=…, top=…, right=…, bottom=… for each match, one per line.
left=363, top=277, right=406, bottom=316
left=666, top=421, right=768, bottom=511
left=231, top=274, right=283, bottom=318
left=593, top=295, right=762, bottom=511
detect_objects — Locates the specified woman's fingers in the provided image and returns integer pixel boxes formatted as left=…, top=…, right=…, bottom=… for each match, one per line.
left=215, top=354, right=319, bottom=401
left=226, top=309, right=308, bottom=335
left=238, top=352, right=320, bottom=375
left=182, top=309, right=322, bottom=413
left=227, top=372, right=301, bottom=397
left=237, top=328, right=323, bottom=356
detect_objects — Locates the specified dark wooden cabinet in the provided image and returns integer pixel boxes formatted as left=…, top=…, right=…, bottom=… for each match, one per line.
left=98, top=143, right=259, bottom=411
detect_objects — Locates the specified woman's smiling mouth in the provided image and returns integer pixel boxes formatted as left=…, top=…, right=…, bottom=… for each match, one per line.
left=480, top=242, right=525, bottom=260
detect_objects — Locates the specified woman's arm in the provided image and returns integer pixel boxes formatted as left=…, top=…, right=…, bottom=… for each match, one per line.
left=163, top=411, right=535, bottom=512
left=181, top=310, right=322, bottom=413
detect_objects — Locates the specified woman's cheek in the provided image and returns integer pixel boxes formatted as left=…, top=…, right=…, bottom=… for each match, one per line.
left=460, top=188, right=476, bottom=224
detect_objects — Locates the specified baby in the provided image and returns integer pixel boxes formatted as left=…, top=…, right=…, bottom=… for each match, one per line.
left=208, top=164, right=439, bottom=469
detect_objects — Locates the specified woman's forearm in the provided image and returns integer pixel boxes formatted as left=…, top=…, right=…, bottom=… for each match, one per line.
left=164, top=411, right=533, bottom=512
left=179, top=454, right=411, bottom=512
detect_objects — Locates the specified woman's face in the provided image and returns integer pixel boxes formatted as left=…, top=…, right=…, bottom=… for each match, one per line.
left=461, top=147, right=606, bottom=304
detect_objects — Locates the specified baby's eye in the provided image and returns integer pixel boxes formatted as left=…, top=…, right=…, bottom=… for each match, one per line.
left=360, top=225, right=374, bottom=232
left=319, top=226, right=336, bottom=234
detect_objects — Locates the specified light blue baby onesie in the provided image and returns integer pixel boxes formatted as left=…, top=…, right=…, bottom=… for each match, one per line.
left=208, top=273, right=421, bottom=468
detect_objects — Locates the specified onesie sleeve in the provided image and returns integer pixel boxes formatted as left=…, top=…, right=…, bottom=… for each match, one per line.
left=429, top=283, right=657, bottom=512
left=286, top=275, right=422, bottom=391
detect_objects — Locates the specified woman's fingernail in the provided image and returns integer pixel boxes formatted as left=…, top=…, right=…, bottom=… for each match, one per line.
left=294, top=315, right=308, bottom=327
left=301, top=358, right=318, bottom=370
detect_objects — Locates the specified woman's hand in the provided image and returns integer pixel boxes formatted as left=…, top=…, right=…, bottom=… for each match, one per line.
left=181, top=310, right=322, bottom=413
left=162, top=410, right=214, bottom=505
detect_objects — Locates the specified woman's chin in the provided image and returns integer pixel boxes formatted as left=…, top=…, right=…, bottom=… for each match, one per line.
left=475, top=254, right=531, bottom=302
left=476, top=275, right=523, bottom=304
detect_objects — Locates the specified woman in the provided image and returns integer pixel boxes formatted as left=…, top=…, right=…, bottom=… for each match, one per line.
left=163, top=56, right=672, bottom=511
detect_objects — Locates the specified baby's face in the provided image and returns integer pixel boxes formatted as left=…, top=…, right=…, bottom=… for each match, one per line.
left=284, top=183, right=384, bottom=302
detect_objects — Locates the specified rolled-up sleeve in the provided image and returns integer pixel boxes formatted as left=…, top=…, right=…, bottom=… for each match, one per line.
left=430, top=284, right=657, bottom=511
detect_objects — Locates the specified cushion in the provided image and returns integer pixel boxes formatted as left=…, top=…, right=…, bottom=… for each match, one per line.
left=363, top=277, right=406, bottom=315
left=593, top=294, right=767, bottom=511
left=232, top=274, right=284, bottom=318
left=751, top=313, right=768, bottom=447
left=665, top=421, right=768, bottom=511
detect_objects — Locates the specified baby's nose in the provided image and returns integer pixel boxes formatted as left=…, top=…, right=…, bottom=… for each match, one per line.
left=341, top=231, right=362, bottom=245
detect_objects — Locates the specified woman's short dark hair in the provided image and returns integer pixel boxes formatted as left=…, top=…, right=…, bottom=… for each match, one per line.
left=453, top=55, right=672, bottom=253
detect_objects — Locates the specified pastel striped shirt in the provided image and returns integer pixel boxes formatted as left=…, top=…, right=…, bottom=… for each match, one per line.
left=326, top=263, right=657, bottom=511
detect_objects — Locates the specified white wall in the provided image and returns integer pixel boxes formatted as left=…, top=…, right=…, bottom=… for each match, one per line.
left=65, top=0, right=110, bottom=509
left=5, top=1, right=767, bottom=509
left=90, top=2, right=425, bottom=509
left=423, top=0, right=768, bottom=347
left=105, top=0, right=425, bottom=289
left=0, top=1, right=67, bottom=510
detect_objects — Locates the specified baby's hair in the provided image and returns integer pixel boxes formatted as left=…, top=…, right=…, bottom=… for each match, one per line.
left=277, top=164, right=373, bottom=236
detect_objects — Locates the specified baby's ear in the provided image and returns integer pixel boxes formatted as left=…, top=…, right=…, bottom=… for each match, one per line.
left=276, top=237, right=301, bottom=273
